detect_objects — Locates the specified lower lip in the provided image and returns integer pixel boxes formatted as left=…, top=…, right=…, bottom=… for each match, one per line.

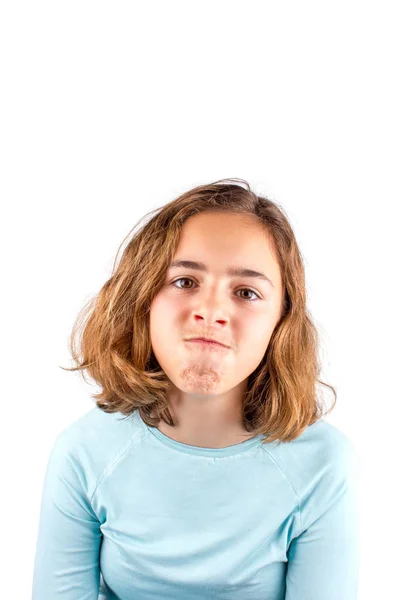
left=185, top=339, right=229, bottom=350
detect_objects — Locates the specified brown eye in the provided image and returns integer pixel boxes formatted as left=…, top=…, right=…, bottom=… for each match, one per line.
left=172, top=277, right=194, bottom=289
left=238, top=288, right=258, bottom=301
left=171, top=277, right=260, bottom=302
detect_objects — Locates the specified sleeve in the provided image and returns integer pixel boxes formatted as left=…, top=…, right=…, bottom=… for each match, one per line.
left=31, top=432, right=104, bottom=599
left=284, top=440, right=362, bottom=600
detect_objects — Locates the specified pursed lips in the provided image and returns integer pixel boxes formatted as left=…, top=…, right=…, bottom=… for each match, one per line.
left=184, top=337, right=230, bottom=348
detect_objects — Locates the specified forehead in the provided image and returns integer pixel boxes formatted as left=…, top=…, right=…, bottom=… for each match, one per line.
left=171, top=212, right=281, bottom=286
left=182, top=210, right=262, bottom=229
left=177, top=211, right=273, bottom=254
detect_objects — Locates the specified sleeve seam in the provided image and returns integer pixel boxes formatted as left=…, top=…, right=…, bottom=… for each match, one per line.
left=260, top=445, right=303, bottom=537
left=89, top=433, right=143, bottom=504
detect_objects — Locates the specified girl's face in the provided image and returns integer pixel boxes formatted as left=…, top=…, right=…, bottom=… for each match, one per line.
left=149, top=211, right=284, bottom=399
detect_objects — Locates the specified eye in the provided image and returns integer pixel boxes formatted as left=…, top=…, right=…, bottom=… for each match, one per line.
left=170, top=277, right=261, bottom=302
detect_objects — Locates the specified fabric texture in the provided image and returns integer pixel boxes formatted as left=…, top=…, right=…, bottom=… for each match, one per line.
left=32, top=405, right=362, bottom=599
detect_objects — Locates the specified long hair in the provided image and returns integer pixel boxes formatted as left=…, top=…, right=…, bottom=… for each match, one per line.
left=61, top=178, right=336, bottom=444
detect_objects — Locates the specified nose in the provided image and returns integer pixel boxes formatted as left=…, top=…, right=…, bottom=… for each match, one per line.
left=191, top=285, right=230, bottom=326
left=194, top=313, right=227, bottom=325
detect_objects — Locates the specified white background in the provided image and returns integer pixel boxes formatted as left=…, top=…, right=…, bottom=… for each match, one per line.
left=1, top=1, right=398, bottom=598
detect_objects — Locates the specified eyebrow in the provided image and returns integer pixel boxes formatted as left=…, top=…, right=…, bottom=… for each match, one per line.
left=169, top=260, right=275, bottom=288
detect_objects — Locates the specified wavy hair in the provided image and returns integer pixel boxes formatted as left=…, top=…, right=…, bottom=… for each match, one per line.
left=61, top=178, right=336, bottom=444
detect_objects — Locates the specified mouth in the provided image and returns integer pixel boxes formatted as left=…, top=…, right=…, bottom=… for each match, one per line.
left=184, top=338, right=230, bottom=350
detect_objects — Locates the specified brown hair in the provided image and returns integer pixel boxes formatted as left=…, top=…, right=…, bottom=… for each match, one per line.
left=61, top=178, right=336, bottom=444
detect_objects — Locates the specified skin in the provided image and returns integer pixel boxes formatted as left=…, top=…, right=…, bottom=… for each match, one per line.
left=149, top=211, right=284, bottom=448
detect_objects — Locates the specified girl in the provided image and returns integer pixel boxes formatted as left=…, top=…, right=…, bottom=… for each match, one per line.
left=32, top=178, right=361, bottom=599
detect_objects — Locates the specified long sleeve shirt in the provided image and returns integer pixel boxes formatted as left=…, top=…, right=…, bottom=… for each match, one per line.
left=31, top=405, right=362, bottom=599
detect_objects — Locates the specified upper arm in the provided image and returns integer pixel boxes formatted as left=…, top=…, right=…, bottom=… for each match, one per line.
left=32, top=433, right=103, bottom=599
left=285, top=441, right=362, bottom=600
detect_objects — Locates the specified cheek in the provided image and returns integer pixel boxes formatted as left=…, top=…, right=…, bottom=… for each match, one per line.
left=149, top=294, right=179, bottom=344
left=239, top=330, right=273, bottom=376
left=242, top=309, right=274, bottom=337
left=252, top=321, right=274, bottom=345
left=240, top=314, right=276, bottom=357
left=149, top=296, right=185, bottom=375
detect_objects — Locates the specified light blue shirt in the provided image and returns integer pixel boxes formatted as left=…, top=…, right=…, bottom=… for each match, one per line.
left=32, top=406, right=361, bottom=599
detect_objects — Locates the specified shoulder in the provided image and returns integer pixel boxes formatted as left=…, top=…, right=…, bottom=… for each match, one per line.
left=55, top=405, right=140, bottom=448
left=47, top=406, right=144, bottom=494
left=297, top=418, right=360, bottom=470
left=261, top=419, right=361, bottom=498
left=261, top=419, right=361, bottom=535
